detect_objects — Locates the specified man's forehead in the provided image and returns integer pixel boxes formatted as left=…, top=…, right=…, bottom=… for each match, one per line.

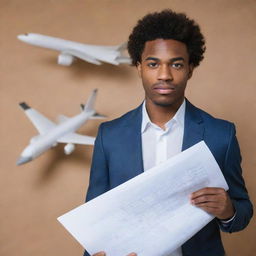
left=142, top=39, right=188, bottom=59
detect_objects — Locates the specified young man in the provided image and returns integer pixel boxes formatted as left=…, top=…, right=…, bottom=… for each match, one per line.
left=86, top=10, right=253, bottom=256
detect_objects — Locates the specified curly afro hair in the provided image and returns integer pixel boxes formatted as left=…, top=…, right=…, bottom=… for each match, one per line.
left=127, top=9, right=206, bottom=67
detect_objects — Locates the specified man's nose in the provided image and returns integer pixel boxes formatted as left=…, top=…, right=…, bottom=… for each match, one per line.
left=157, top=65, right=173, bottom=81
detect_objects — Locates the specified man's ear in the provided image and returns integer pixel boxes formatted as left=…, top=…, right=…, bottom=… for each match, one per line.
left=136, top=62, right=142, bottom=78
left=188, top=64, right=194, bottom=79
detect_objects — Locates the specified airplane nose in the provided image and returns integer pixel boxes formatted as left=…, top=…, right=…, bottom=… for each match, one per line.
left=16, top=156, right=33, bottom=165
left=17, top=34, right=28, bottom=41
left=17, top=34, right=24, bottom=40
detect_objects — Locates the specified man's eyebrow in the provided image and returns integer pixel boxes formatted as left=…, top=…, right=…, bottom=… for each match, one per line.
left=144, top=57, right=185, bottom=62
left=170, top=57, right=185, bottom=62
left=145, top=57, right=159, bottom=61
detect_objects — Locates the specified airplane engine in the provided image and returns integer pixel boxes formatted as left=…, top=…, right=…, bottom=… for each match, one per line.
left=58, top=53, right=75, bottom=66
left=64, top=143, right=75, bottom=155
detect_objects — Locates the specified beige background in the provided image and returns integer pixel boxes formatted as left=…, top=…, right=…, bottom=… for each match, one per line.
left=0, top=0, right=255, bottom=255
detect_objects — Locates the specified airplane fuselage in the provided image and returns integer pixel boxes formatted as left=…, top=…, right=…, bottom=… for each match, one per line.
left=19, top=110, right=94, bottom=163
left=18, top=33, right=122, bottom=64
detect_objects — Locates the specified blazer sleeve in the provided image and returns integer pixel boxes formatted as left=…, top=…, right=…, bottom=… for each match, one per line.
left=219, top=123, right=253, bottom=233
left=83, top=124, right=110, bottom=256
left=86, top=123, right=110, bottom=202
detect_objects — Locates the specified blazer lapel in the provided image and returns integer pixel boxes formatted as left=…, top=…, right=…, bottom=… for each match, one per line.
left=123, top=104, right=144, bottom=177
left=121, top=100, right=204, bottom=180
left=182, top=99, right=205, bottom=151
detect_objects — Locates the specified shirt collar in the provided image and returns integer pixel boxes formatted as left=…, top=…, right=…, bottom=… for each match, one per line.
left=141, top=99, right=186, bottom=133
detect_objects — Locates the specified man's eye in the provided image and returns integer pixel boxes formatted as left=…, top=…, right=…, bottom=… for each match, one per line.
left=172, top=63, right=183, bottom=69
left=147, top=62, right=158, bottom=68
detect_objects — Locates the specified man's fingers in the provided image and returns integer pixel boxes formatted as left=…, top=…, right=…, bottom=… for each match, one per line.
left=127, top=253, right=137, bottom=256
left=191, top=193, right=226, bottom=205
left=192, top=201, right=221, bottom=208
left=191, top=195, right=218, bottom=204
left=190, top=187, right=235, bottom=219
left=190, top=187, right=225, bottom=200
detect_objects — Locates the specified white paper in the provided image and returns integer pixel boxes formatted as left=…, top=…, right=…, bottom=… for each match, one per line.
left=58, top=141, right=228, bottom=256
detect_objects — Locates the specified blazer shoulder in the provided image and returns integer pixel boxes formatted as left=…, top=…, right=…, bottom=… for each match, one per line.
left=96, top=105, right=142, bottom=152
left=192, top=103, right=235, bottom=132
left=100, top=105, right=142, bottom=131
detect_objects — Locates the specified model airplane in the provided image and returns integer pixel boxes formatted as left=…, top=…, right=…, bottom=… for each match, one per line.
left=17, top=33, right=131, bottom=66
left=17, top=89, right=105, bottom=165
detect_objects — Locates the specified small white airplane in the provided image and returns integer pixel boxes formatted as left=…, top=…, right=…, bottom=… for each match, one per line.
left=17, top=89, right=105, bottom=165
left=17, top=33, right=131, bottom=66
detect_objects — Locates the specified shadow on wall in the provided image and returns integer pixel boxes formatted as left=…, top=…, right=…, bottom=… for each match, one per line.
left=32, top=143, right=93, bottom=187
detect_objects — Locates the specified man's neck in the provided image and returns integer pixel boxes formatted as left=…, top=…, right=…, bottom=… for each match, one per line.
left=145, top=98, right=184, bottom=130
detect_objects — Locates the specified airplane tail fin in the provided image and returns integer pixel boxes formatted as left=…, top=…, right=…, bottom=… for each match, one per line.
left=113, top=42, right=131, bottom=64
left=83, top=89, right=98, bottom=112
left=81, top=89, right=107, bottom=119
left=116, top=42, right=127, bottom=51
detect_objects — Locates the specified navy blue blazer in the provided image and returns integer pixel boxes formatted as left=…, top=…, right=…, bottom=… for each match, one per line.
left=85, top=100, right=253, bottom=256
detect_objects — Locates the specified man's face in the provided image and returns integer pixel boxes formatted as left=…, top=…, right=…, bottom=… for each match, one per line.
left=137, top=39, right=194, bottom=108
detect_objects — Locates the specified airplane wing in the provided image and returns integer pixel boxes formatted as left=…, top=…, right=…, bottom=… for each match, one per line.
left=57, top=114, right=69, bottom=123
left=19, top=102, right=56, bottom=134
left=62, top=49, right=102, bottom=65
left=57, top=132, right=95, bottom=145
left=93, top=42, right=128, bottom=51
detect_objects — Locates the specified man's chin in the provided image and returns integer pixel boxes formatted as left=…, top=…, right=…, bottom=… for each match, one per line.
left=152, top=97, right=184, bottom=108
left=154, top=101, right=174, bottom=107
left=145, top=94, right=185, bottom=108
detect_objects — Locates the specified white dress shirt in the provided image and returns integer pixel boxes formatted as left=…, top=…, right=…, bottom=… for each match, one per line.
left=141, top=100, right=186, bottom=256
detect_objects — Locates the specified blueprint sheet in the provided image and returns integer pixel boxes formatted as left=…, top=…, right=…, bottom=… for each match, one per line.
left=58, top=141, right=228, bottom=256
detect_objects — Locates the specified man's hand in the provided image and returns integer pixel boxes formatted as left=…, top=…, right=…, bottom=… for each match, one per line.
left=190, top=187, right=235, bottom=220
left=93, top=252, right=137, bottom=256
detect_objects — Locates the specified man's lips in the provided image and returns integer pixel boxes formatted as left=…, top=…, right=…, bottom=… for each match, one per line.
left=153, top=84, right=175, bottom=94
